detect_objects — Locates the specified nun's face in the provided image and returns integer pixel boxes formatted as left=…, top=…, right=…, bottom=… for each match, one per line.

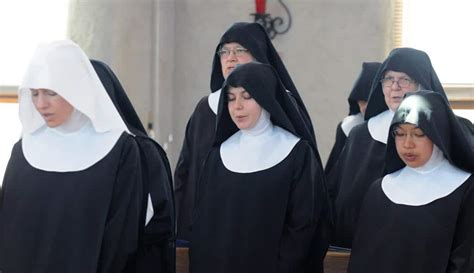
left=31, top=88, right=74, bottom=127
left=382, top=71, right=419, bottom=111
left=394, top=123, right=434, bottom=168
left=227, top=86, right=262, bottom=130
left=219, top=42, right=255, bottom=79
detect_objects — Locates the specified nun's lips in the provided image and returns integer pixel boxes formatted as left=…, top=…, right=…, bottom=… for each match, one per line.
left=391, top=96, right=403, bottom=103
left=40, top=113, right=54, bottom=120
left=234, top=115, right=248, bottom=122
left=402, top=153, right=417, bottom=162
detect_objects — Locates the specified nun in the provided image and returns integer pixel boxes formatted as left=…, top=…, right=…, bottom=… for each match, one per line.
left=348, top=91, right=474, bottom=273
left=0, top=40, right=142, bottom=273
left=174, top=22, right=318, bottom=242
left=327, top=47, right=450, bottom=248
left=189, top=62, right=329, bottom=273
left=91, top=60, right=175, bottom=273
left=325, top=62, right=381, bottom=175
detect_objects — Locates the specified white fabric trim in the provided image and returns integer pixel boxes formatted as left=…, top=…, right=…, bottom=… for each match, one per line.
left=23, top=121, right=124, bottom=172
left=220, top=110, right=300, bottom=173
left=367, top=110, right=395, bottom=144
left=145, top=194, right=154, bottom=226
left=382, top=146, right=471, bottom=206
left=341, top=113, right=364, bottom=136
left=208, top=89, right=221, bottom=115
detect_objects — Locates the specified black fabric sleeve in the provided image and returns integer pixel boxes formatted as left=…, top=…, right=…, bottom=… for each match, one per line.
left=98, top=136, right=142, bottom=273
left=0, top=141, right=19, bottom=207
left=278, top=141, right=329, bottom=273
left=325, top=122, right=347, bottom=175
left=447, top=175, right=474, bottom=273
left=132, top=138, right=176, bottom=273
left=174, top=115, right=192, bottom=224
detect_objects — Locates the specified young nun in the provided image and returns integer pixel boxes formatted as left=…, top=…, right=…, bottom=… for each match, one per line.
left=175, top=22, right=318, bottom=242
left=327, top=47, right=449, bottom=248
left=325, top=62, right=381, bottom=175
left=190, top=62, right=329, bottom=273
left=348, top=91, right=474, bottom=273
left=0, top=40, right=142, bottom=273
left=91, top=59, right=175, bottom=273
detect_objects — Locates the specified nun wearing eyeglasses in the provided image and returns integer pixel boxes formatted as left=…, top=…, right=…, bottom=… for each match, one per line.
left=325, top=62, right=381, bottom=175
left=174, top=22, right=318, bottom=242
left=348, top=91, right=474, bottom=273
left=189, top=62, right=329, bottom=273
left=326, top=47, right=451, bottom=248
left=0, top=40, right=142, bottom=273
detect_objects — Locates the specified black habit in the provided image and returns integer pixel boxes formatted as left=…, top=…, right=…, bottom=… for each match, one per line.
left=91, top=60, right=176, bottom=273
left=190, top=62, right=329, bottom=273
left=174, top=22, right=318, bottom=241
left=325, top=62, right=381, bottom=175
left=0, top=133, right=142, bottom=273
left=0, top=40, right=142, bottom=273
left=327, top=48, right=449, bottom=247
left=348, top=91, right=474, bottom=273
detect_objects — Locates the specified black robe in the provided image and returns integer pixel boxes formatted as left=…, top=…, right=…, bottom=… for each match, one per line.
left=327, top=48, right=451, bottom=248
left=348, top=176, right=474, bottom=273
left=349, top=91, right=474, bottom=273
left=190, top=141, right=327, bottom=273
left=174, top=96, right=216, bottom=241
left=324, top=122, right=346, bottom=175
left=0, top=133, right=141, bottom=273
left=175, top=92, right=319, bottom=241
left=325, top=62, right=381, bottom=175
left=174, top=23, right=319, bottom=241
left=327, top=122, right=385, bottom=247
left=91, top=59, right=175, bottom=273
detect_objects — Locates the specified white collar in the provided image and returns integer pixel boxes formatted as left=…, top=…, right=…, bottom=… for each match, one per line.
left=382, top=146, right=471, bottom=206
left=23, top=121, right=124, bottom=172
left=208, top=89, right=221, bottom=115
left=341, top=113, right=364, bottom=136
left=367, top=109, right=395, bottom=144
left=220, top=110, right=300, bottom=173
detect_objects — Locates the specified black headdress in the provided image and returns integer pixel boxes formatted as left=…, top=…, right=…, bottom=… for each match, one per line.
left=214, top=62, right=314, bottom=151
left=348, top=62, right=381, bottom=115
left=209, top=22, right=314, bottom=131
left=385, top=90, right=474, bottom=174
left=365, top=48, right=447, bottom=120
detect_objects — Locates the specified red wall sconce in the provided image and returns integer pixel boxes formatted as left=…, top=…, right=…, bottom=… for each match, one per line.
left=251, top=0, right=292, bottom=39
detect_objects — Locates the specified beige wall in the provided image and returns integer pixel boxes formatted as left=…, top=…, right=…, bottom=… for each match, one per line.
left=69, top=0, right=156, bottom=134
left=68, top=0, right=395, bottom=168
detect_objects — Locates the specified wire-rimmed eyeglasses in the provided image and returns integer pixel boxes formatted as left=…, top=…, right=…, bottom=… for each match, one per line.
left=217, top=48, right=250, bottom=58
left=381, top=77, right=415, bottom=88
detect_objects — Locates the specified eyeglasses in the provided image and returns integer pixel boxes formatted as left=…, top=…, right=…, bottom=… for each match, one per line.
left=392, top=129, right=427, bottom=142
left=217, top=48, right=249, bottom=58
left=381, top=77, right=415, bottom=88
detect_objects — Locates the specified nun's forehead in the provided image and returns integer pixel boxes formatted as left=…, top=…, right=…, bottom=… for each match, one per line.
left=383, top=70, right=413, bottom=79
left=219, top=42, right=244, bottom=49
